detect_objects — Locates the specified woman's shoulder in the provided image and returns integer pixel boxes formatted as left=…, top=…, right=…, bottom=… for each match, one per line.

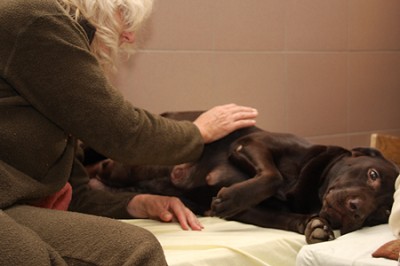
left=0, top=0, right=69, bottom=28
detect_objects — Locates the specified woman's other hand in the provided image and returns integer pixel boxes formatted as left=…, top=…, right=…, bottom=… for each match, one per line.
left=127, top=194, right=204, bottom=231
left=193, top=103, right=258, bottom=143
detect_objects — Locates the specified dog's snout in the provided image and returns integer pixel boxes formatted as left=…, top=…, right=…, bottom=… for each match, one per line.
left=346, top=197, right=362, bottom=213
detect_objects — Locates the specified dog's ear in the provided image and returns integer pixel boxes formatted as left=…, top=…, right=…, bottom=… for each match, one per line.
left=351, top=147, right=383, bottom=158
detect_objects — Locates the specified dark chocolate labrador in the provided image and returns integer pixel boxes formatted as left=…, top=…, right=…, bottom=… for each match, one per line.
left=84, top=111, right=399, bottom=244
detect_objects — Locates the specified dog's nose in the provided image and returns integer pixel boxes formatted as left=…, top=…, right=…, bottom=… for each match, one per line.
left=346, top=197, right=362, bottom=213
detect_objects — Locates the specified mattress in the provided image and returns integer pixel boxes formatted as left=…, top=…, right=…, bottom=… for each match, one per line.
left=122, top=217, right=306, bottom=266
left=296, top=224, right=398, bottom=266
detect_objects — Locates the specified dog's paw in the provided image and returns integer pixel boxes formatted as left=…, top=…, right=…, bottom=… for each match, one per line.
left=305, top=217, right=335, bottom=244
left=210, top=187, right=243, bottom=218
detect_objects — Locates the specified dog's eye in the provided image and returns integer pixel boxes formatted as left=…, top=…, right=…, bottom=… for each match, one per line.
left=368, top=168, right=380, bottom=181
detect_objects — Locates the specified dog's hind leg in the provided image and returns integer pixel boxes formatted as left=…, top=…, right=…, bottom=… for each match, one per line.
left=211, top=137, right=284, bottom=218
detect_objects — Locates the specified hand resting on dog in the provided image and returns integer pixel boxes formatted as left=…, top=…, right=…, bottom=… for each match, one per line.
left=85, top=104, right=258, bottom=231
left=193, top=103, right=258, bottom=143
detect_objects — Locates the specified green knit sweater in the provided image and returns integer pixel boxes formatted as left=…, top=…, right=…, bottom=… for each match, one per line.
left=0, top=0, right=203, bottom=217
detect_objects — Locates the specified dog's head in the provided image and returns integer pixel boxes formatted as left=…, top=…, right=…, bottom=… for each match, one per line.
left=319, top=147, right=399, bottom=234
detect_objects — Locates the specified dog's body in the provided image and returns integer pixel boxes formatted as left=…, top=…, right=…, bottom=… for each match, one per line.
left=85, top=111, right=399, bottom=244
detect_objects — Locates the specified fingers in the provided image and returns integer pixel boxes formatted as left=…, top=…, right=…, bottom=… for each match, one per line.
left=168, top=198, right=204, bottom=231
left=224, top=105, right=258, bottom=132
left=232, top=106, right=258, bottom=121
left=229, top=116, right=257, bottom=131
left=133, top=195, right=204, bottom=231
left=185, top=212, right=204, bottom=231
left=160, top=211, right=173, bottom=222
left=225, top=103, right=258, bottom=115
left=222, top=105, right=257, bottom=126
left=209, top=104, right=258, bottom=122
left=193, top=103, right=258, bottom=143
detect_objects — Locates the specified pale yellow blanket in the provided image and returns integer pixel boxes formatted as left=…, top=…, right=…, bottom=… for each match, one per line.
left=122, top=217, right=306, bottom=266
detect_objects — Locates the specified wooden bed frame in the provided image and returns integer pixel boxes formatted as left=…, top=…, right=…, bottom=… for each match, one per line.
left=370, top=133, right=400, bottom=167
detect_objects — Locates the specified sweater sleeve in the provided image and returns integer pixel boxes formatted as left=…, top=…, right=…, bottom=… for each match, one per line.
left=4, top=13, right=203, bottom=166
left=68, top=157, right=136, bottom=218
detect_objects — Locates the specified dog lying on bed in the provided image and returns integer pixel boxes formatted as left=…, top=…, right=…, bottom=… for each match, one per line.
left=84, top=111, right=399, bottom=244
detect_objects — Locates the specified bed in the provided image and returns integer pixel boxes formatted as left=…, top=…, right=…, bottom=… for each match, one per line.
left=119, top=133, right=400, bottom=265
left=121, top=218, right=398, bottom=266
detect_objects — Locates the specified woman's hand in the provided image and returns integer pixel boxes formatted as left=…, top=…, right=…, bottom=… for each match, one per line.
left=193, top=103, right=258, bottom=143
left=127, top=194, right=204, bottom=231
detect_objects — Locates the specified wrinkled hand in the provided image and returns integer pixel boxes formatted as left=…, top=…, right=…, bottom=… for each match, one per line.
left=127, top=194, right=203, bottom=231
left=193, top=103, right=258, bottom=143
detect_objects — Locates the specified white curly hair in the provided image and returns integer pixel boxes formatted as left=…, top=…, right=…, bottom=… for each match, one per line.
left=58, top=0, right=153, bottom=72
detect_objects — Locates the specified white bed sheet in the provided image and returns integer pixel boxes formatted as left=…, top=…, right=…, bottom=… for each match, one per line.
left=296, top=224, right=398, bottom=266
left=122, top=217, right=306, bottom=266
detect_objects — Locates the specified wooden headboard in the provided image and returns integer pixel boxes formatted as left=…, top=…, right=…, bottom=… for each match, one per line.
left=371, top=133, right=400, bottom=167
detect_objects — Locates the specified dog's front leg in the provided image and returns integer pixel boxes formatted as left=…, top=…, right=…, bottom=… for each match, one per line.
left=232, top=208, right=335, bottom=244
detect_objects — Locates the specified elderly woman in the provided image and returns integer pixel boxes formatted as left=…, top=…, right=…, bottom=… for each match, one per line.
left=0, top=0, right=257, bottom=265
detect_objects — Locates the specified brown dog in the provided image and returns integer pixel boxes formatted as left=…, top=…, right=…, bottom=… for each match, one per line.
left=84, top=111, right=399, bottom=244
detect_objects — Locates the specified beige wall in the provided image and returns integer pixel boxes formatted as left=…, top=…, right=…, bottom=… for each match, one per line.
left=116, top=0, right=400, bottom=149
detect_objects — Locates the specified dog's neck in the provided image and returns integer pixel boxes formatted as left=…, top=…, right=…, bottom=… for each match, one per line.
left=317, top=150, right=351, bottom=198
left=287, top=145, right=350, bottom=212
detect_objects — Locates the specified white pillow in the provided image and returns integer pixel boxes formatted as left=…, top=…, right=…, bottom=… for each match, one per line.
left=389, top=174, right=400, bottom=238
